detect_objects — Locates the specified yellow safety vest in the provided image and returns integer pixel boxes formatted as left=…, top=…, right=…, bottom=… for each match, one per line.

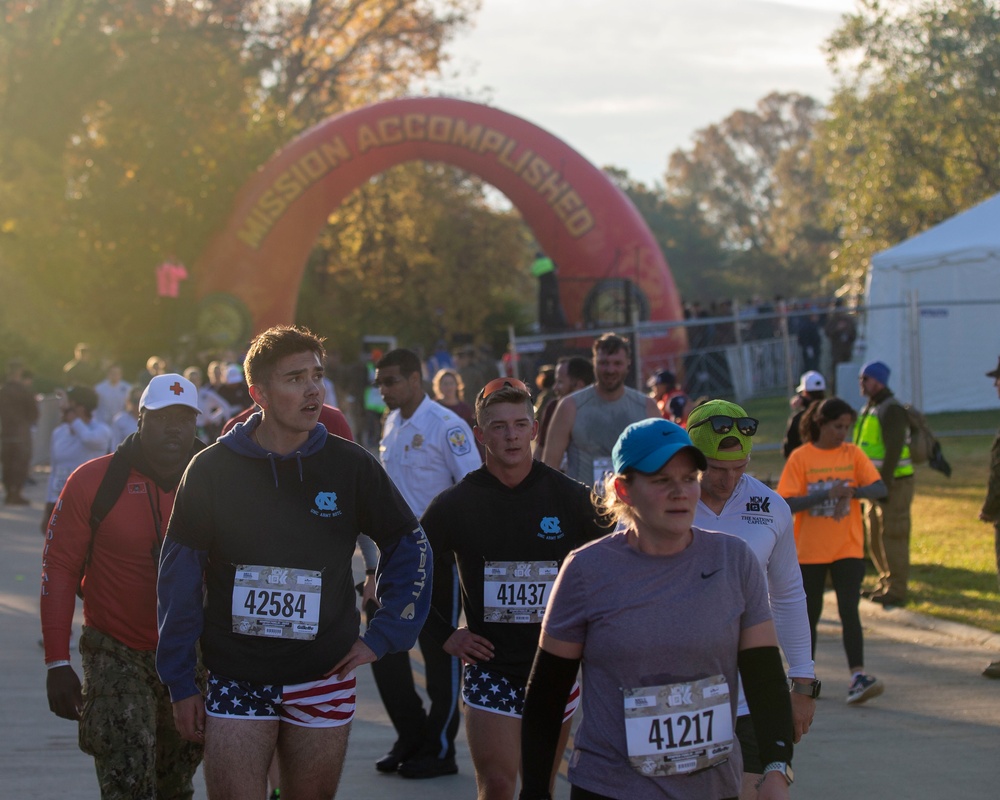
left=855, top=406, right=914, bottom=478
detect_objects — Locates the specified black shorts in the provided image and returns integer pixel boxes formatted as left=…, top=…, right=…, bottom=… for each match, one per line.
left=735, top=713, right=762, bottom=774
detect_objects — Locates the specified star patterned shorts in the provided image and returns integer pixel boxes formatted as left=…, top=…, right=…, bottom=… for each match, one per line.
left=462, top=664, right=580, bottom=721
left=205, top=670, right=356, bottom=728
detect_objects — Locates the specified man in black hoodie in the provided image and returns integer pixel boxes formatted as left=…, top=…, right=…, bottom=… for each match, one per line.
left=855, top=360, right=913, bottom=607
left=420, top=378, right=604, bottom=798
left=157, top=325, right=431, bottom=799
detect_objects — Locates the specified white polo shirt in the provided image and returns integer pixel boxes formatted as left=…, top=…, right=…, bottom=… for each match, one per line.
left=379, top=395, right=482, bottom=517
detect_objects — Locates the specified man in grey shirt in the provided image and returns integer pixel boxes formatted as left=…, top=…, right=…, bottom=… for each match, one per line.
left=541, top=332, right=657, bottom=486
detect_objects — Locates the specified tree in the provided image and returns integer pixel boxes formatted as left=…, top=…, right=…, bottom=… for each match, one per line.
left=263, top=0, right=475, bottom=119
left=0, top=0, right=476, bottom=367
left=603, top=167, right=734, bottom=303
left=816, top=0, right=1000, bottom=289
left=298, top=161, right=534, bottom=358
left=664, top=92, right=836, bottom=298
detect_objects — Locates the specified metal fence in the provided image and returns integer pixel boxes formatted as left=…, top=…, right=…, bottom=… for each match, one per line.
left=508, top=296, right=1000, bottom=407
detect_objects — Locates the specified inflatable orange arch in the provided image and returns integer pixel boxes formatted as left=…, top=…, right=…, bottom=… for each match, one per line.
left=194, top=96, right=685, bottom=364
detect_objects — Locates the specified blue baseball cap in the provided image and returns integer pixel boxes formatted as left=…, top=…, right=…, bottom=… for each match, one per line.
left=860, top=360, right=890, bottom=386
left=612, top=418, right=708, bottom=474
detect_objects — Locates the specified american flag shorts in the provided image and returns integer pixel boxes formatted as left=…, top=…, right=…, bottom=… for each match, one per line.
left=462, top=664, right=580, bottom=722
left=205, top=670, right=356, bottom=728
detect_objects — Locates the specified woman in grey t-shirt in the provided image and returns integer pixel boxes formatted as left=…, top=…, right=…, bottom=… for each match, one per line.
left=520, top=418, right=795, bottom=800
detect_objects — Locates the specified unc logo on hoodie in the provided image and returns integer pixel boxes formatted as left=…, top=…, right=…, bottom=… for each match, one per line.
left=537, top=516, right=564, bottom=541
left=311, top=491, right=343, bottom=518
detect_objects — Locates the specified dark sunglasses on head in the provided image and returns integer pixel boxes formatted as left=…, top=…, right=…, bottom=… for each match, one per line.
left=478, top=377, right=530, bottom=399
left=688, top=415, right=759, bottom=436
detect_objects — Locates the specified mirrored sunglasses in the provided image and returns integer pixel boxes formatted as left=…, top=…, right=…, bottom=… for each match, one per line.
left=688, top=414, right=759, bottom=436
left=478, top=377, right=530, bottom=399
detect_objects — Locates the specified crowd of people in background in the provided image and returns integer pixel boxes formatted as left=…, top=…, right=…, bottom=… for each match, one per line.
left=683, top=296, right=858, bottom=381
left=3, top=309, right=999, bottom=800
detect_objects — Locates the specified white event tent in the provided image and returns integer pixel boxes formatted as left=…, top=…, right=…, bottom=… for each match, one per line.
left=863, top=192, right=1000, bottom=413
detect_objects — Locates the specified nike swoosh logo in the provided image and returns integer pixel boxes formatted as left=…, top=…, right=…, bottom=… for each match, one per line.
left=701, top=569, right=722, bottom=579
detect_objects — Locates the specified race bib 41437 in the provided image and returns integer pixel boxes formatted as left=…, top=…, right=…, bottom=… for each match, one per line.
left=483, top=560, right=558, bottom=623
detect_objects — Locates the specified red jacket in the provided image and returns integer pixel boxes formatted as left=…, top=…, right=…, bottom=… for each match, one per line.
left=41, top=454, right=178, bottom=662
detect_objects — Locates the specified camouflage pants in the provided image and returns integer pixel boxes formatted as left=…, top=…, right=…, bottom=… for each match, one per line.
left=79, top=627, right=203, bottom=800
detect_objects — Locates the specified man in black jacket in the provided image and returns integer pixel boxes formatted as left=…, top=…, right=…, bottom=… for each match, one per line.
left=421, top=378, right=603, bottom=798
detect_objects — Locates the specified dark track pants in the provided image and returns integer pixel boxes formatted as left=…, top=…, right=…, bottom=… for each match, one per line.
left=368, top=563, right=462, bottom=760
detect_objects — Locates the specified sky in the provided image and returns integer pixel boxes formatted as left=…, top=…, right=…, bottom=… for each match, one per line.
left=423, top=0, right=858, bottom=186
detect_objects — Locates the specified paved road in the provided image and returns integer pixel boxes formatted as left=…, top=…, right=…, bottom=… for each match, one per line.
left=3, top=475, right=999, bottom=798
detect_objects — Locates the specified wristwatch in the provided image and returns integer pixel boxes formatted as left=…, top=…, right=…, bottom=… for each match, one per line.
left=762, top=761, right=794, bottom=786
left=790, top=678, right=821, bottom=698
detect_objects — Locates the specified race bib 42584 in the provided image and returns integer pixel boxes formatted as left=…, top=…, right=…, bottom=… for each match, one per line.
left=231, top=565, right=322, bottom=640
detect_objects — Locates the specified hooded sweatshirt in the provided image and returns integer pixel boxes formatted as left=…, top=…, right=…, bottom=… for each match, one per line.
left=156, top=413, right=430, bottom=702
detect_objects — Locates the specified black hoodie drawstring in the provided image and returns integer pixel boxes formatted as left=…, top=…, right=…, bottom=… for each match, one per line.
left=266, top=452, right=279, bottom=487
left=264, top=450, right=305, bottom=486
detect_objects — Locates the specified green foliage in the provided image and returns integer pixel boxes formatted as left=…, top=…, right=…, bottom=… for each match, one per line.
left=816, top=0, right=1000, bottom=290
left=664, top=92, right=837, bottom=299
left=0, top=0, right=476, bottom=373
left=297, top=162, right=534, bottom=358
left=603, top=167, right=733, bottom=303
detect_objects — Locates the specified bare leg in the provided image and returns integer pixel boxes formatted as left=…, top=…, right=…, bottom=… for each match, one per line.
left=204, top=717, right=277, bottom=800
left=267, top=753, right=280, bottom=797
left=276, top=721, right=351, bottom=800
left=466, top=707, right=520, bottom=800
left=465, top=706, right=573, bottom=800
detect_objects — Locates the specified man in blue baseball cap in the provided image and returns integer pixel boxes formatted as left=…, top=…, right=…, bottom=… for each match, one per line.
left=856, top=361, right=913, bottom=607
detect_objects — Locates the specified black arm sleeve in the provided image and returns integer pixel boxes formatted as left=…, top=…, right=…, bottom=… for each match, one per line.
left=519, top=648, right=580, bottom=800
left=738, top=646, right=794, bottom=765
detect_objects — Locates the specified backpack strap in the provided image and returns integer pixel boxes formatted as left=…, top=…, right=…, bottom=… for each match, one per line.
left=78, top=438, right=134, bottom=597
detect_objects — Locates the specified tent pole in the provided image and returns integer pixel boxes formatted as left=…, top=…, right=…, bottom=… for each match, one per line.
left=908, top=291, right=922, bottom=407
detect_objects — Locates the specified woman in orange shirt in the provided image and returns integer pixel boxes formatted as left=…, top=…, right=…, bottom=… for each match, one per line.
left=777, top=398, right=887, bottom=705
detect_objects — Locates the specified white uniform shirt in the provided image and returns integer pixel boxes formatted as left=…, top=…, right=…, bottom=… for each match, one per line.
left=46, top=418, right=113, bottom=502
left=379, top=395, right=482, bottom=517
left=109, top=411, right=138, bottom=452
left=694, top=472, right=814, bottom=716
left=94, top=379, right=132, bottom=426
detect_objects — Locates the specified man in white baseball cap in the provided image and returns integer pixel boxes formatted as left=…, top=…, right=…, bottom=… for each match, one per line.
left=41, top=373, right=205, bottom=797
left=140, top=373, right=202, bottom=413
left=795, top=371, right=826, bottom=395
left=783, top=371, right=827, bottom=459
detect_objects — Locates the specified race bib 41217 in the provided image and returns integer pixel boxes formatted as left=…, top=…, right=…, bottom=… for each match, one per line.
left=623, top=675, right=733, bottom=777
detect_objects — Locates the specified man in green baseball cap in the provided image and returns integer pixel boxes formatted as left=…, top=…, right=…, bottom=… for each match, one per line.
left=689, top=399, right=818, bottom=799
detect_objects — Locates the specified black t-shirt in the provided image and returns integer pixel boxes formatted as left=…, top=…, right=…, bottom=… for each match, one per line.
left=421, top=460, right=605, bottom=683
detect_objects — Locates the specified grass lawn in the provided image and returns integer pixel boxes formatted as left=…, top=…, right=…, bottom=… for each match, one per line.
left=738, top=395, right=1000, bottom=634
